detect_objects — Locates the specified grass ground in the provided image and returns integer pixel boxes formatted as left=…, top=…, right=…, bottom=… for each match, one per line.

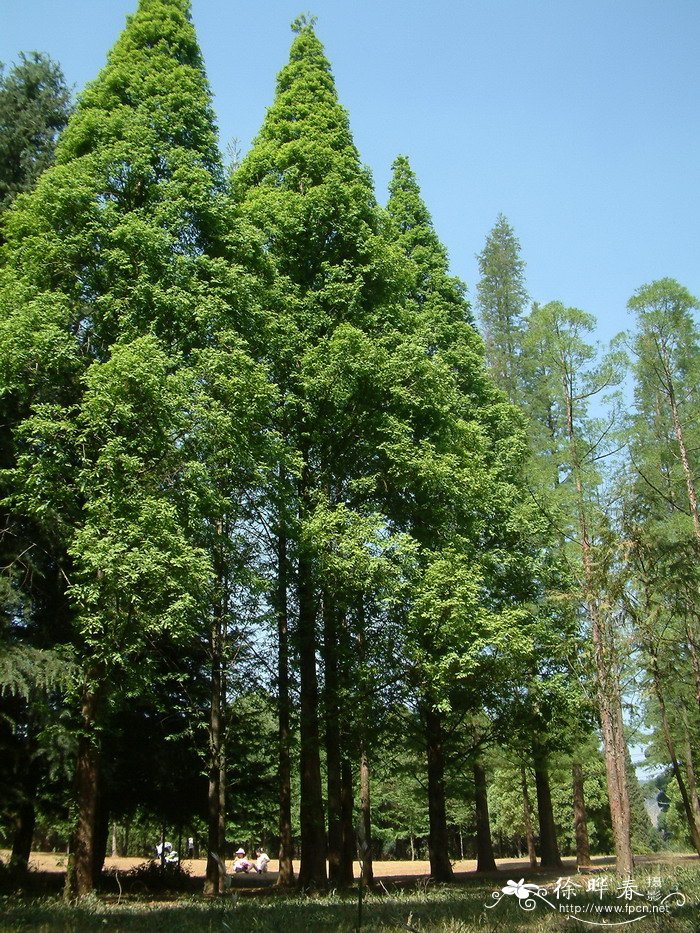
left=1, top=852, right=698, bottom=932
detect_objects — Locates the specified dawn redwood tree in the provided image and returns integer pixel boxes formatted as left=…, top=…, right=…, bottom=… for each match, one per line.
left=386, top=156, right=541, bottom=881
left=0, top=51, right=72, bottom=858
left=621, top=278, right=700, bottom=852
left=475, top=213, right=528, bottom=404
left=0, top=52, right=72, bottom=223
left=232, top=17, right=405, bottom=890
left=0, top=0, right=267, bottom=898
left=521, top=301, right=633, bottom=875
left=628, top=279, right=700, bottom=558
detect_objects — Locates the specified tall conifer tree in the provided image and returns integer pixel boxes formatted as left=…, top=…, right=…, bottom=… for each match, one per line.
left=0, top=52, right=72, bottom=223
left=232, top=16, right=412, bottom=889
left=386, top=155, right=540, bottom=881
left=476, top=214, right=528, bottom=404
left=0, top=0, right=267, bottom=897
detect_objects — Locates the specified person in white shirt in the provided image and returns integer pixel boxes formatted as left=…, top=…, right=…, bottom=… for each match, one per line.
left=233, top=848, right=252, bottom=872
left=254, top=849, right=270, bottom=873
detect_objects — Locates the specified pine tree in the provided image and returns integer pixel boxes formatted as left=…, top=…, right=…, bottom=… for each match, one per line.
left=0, top=0, right=267, bottom=897
left=0, top=52, right=72, bottom=223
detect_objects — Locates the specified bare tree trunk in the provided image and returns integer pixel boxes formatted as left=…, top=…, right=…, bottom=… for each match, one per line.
left=297, top=543, right=327, bottom=890
left=323, top=598, right=344, bottom=886
left=533, top=747, right=562, bottom=869
left=424, top=704, right=453, bottom=882
left=685, top=619, right=700, bottom=720
left=205, top=549, right=227, bottom=896
left=65, top=682, right=102, bottom=899
left=597, top=666, right=634, bottom=875
left=356, top=603, right=373, bottom=885
left=276, top=524, right=295, bottom=885
left=359, top=741, right=374, bottom=885
left=11, top=799, right=35, bottom=871
left=520, top=766, right=538, bottom=869
left=681, top=721, right=700, bottom=838
left=92, top=783, right=109, bottom=887
left=473, top=759, right=497, bottom=872
left=572, top=762, right=592, bottom=867
left=565, top=381, right=634, bottom=876
left=664, top=367, right=700, bottom=545
left=340, top=756, right=355, bottom=885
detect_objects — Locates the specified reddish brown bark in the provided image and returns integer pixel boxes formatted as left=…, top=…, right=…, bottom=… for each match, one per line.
left=65, top=682, right=103, bottom=899
left=572, top=762, right=592, bottom=868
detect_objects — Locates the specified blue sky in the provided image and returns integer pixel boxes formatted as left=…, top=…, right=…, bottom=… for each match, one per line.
left=2, top=0, right=698, bottom=348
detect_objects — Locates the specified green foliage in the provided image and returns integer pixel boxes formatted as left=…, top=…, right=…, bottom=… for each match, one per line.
left=0, top=52, right=72, bottom=221
left=0, top=646, right=74, bottom=699
left=475, top=213, right=528, bottom=403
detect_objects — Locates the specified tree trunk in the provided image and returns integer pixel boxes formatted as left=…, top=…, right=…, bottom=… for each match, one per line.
left=681, top=722, right=700, bottom=839
left=340, top=755, right=355, bottom=885
left=65, top=682, right=102, bottom=899
left=520, top=766, right=538, bottom=869
left=92, top=782, right=110, bottom=886
left=10, top=799, right=35, bottom=871
left=276, top=524, right=295, bottom=886
left=356, top=603, right=373, bottom=885
left=664, top=365, right=700, bottom=546
left=424, top=705, right=453, bottom=881
left=323, top=597, right=344, bottom=886
left=473, top=759, right=497, bottom=872
left=685, top=619, right=700, bottom=720
left=204, top=551, right=227, bottom=896
left=533, top=749, right=562, bottom=869
left=296, top=545, right=327, bottom=890
left=359, top=741, right=374, bottom=885
left=565, top=369, right=634, bottom=876
left=648, top=643, right=700, bottom=854
left=598, top=671, right=635, bottom=875
left=572, top=762, right=592, bottom=867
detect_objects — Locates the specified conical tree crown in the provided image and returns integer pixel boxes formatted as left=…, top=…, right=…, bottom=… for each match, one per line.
left=1, top=0, right=231, bottom=365
left=233, top=22, right=395, bottom=334
left=475, top=213, right=528, bottom=404
left=387, top=155, right=466, bottom=312
left=386, top=155, right=499, bottom=414
left=238, top=23, right=359, bottom=189
left=58, top=0, right=219, bottom=170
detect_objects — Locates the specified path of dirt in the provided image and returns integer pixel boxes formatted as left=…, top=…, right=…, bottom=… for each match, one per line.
left=5, top=850, right=696, bottom=883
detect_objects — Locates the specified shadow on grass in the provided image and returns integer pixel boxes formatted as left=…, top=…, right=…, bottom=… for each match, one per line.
left=2, top=862, right=698, bottom=933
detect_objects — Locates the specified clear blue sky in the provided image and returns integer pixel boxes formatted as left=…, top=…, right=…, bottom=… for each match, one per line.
left=2, top=0, right=698, bottom=346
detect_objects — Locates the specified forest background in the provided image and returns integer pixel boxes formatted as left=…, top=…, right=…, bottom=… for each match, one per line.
left=0, top=0, right=699, bottom=907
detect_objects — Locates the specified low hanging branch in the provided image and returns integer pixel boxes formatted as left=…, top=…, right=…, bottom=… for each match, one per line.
left=0, top=645, right=75, bottom=699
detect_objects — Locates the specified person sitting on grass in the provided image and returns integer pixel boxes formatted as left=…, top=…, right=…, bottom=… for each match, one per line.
left=254, top=848, right=270, bottom=873
left=233, top=848, right=252, bottom=873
